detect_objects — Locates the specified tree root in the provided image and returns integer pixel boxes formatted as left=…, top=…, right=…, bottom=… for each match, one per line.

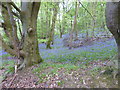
left=17, top=61, right=26, bottom=70
left=8, top=74, right=18, bottom=88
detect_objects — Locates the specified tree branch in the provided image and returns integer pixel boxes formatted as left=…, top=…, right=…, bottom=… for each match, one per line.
left=12, top=11, right=21, bottom=19
left=9, top=1, right=21, bottom=13
left=17, top=19, right=22, bottom=37
left=6, top=3, right=20, bottom=58
left=31, top=2, right=41, bottom=19
left=1, top=3, right=21, bottom=20
left=78, top=0, right=95, bottom=21
left=0, top=34, right=25, bottom=57
left=0, top=34, right=16, bottom=56
left=6, top=3, right=19, bottom=42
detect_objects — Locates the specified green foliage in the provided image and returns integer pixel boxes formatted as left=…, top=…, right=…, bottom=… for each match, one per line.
left=33, top=62, right=79, bottom=83
left=38, top=39, right=48, bottom=43
left=90, top=66, right=101, bottom=75
left=0, top=54, right=11, bottom=58
left=1, top=60, right=15, bottom=77
left=36, top=2, right=108, bottom=39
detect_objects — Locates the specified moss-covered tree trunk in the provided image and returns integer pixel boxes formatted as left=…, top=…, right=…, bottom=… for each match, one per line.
left=20, top=2, right=43, bottom=67
left=46, top=2, right=59, bottom=49
left=1, top=1, right=43, bottom=69
left=69, top=2, right=79, bottom=49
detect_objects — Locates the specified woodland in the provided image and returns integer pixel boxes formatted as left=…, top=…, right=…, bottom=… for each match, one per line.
left=0, top=0, right=120, bottom=88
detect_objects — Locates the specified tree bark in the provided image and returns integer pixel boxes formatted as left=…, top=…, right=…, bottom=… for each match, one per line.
left=46, top=2, right=59, bottom=49
left=1, top=2, right=43, bottom=69
left=105, top=2, right=120, bottom=81
left=106, top=2, right=120, bottom=59
left=21, top=2, right=43, bottom=67
left=59, top=12, right=62, bottom=38
left=69, top=2, right=79, bottom=49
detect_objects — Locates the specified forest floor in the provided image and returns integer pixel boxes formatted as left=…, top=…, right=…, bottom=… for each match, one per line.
left=0, top=35, right=119, bottom=88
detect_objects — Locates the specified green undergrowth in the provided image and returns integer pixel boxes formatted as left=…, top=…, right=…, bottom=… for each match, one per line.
left=0, top=54, right=11, bottom=58
left=32, top=60, right=118, bottom=88
left=38, top=39, right=48, bottom=43
left=33, top=62, right=79, bottom=85
left=0, top=60, right=15, bottom=77
left=43, top=48, right=116, bottom=66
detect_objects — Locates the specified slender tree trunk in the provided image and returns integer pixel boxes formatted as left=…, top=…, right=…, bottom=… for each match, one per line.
left=59, top=13, right=62, bottom=38
left=45, top=3, right=49, bottom=39
left=91, top=2, right=97, bottom=38
left=69, top=2, right=79, bottom=49
left=61, top=1, right=65, bottom=38
left=60, top=25, right=62, bottom=38
left=46, top=2, right=59, bottom=49
left=86, top=23, right=89, bottom=39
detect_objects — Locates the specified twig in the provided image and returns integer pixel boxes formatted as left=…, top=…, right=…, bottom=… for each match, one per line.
left=1, top=3, right=21, bottom=20
left=78, top=0, right=95, bottom=21
left=17, top=19, right=22, bottom=37
left=8, top=0, right=21, bottom=13
left=8, top=73, right=18, bottom=88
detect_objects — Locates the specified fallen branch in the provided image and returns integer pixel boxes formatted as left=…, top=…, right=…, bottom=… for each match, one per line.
left=8, top=73, right=18, bottom=88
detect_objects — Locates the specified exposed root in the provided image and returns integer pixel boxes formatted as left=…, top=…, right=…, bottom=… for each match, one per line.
left=8, top=74, right=18, bottom=88
left=17, top=61, right=26, bottom=70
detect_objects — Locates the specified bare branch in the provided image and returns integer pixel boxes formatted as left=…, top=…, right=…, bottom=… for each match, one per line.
left=6, top=3, right=19, bottom=42
left=1, top=3, right=21, bottom=19
left=9, top=1, right=21, bottom=13
left=6, top=3, right=20, bottom=58
left=17, top=19, right=22, bottom=37
left=0, top=34, right=16, bottom=56
left=12, top=11, right=21, bottom=19
left=78, top=0, right=95, bottom=21
left=0, top=33, right=25, bottom=57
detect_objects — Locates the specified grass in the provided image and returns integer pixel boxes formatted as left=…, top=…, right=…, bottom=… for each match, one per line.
left=1, top=60, right=15, bottom=72
left=33, top=62, right=79, bottom=84
left=0, top=54, right=11, bottom=58
left=38, top=39, right=48, bottom=43
left=1, top=37, right=118, bottom=87
left=42, top=46, right=117, bottom=66
left=0, top=60, right=15, bottom=81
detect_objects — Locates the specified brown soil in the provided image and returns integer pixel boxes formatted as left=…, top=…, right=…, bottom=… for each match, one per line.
left=1, top=60, right=118, bottom=88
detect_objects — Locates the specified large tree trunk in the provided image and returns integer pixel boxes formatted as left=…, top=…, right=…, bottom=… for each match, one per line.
left=106, top=2, right=120, bottom=60
left=1, top=2, right=43, bottom=69
left=21, top=2, right=43, bottom=67
left=105, top=2, right=120, bottom=79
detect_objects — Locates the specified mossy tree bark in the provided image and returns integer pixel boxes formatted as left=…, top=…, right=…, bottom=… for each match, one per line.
left=1, top=1, right=43, bottom=69
left=69, top=2, right=79, bottom=49
left=105, top=2, right=120, bottom=80
left=21, top=2, right=43, bottom=67
left=106, top=2, right=120, bottom=61
left=46, top=2, right=59, bottom=49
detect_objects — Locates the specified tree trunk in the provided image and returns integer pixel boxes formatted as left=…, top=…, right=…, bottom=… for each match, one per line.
left=69, top=2, right=79, bottom=49
left=59, top=13, right=62, bottom=38
left=46, top=2, right=59, bottom=49
left=1, top=2, right=43, bottom=69
left=105, top=2, right=120, bottom=80
left=21, top=2, right=43, bottom=67
left=106, top=2, right=120, bottom=59
left=61, top=1, right=65, bottom=38
left=59, top=18, right=62, bottom=38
